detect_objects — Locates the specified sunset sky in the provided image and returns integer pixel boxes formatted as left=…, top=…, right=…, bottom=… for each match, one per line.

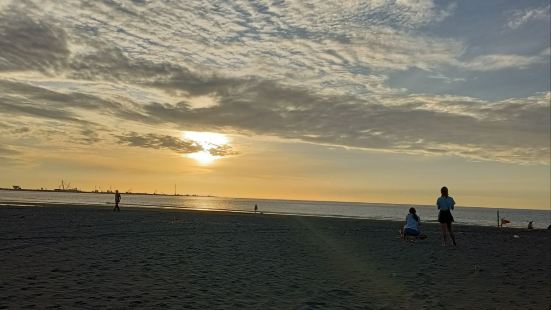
left=0, top=0, right=549, bottom=210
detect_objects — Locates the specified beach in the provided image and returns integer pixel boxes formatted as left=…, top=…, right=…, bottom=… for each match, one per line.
left=1, top=203, right=550, bottom=309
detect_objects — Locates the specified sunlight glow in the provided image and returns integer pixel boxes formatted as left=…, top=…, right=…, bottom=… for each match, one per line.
left=184, top=131, right=229, bottom=147
left=183, top=131, right=229, bottom=165
left=187, top=151, right=217, bottom=164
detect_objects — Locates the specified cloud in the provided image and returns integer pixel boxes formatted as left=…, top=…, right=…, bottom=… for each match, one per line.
left=0, top=145, right=22, bottom=165
left=507, top=5, right=550, bottom=29
left=427, top=74, right=466, bottom=83
left=79, top=128, right=101, bottom=144
left=139, top=83, right=550, bottom=164
left=116, top=131, right=238, bottom=157
left=11, top=127, right=30, bottom=134
left=0, top=6, right=69, bottom=73
left=0, top=145, right=20, bottom=156
left=0, top=98, right=80, bottom=122
left=0, top=0, right=543, bottom=94
left=0, top=0, right=549, bottom=166
left=0, top=79, right=115, bottom=149
left=0, top=0, right=459, bottom=85
left=258, top=1, right=455, bottom=32
left=0, top=79, right=116, bottom=123
left=1, top=43, right=548, bottom=164
left=115, top=132, right=202, bottom=154
left=208, top=144, right=238, bottom=157
left=462, top=50, right=549, bottom=71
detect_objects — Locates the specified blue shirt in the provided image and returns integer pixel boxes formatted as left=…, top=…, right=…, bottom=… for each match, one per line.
left=437, top=196, right=455, bottom=211
left=404, top=214, right=420, bottom=231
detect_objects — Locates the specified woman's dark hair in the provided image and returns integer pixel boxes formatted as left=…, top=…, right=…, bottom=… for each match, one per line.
left=441, top=186, right=449, bottom=197
left=409, top=207, right=419, bottom=222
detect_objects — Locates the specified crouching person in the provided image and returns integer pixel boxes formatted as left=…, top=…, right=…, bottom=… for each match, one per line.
left=400, top=207, right=427, bottom=240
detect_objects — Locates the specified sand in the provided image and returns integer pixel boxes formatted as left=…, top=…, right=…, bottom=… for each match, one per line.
left=1, top=203, right=550, bottom=309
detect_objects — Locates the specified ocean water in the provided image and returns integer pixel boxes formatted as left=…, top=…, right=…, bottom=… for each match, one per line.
left=1, top=189, right=550, bottom=229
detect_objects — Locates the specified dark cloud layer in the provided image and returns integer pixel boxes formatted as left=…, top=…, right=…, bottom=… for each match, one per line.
left=0, top=98, right=79, bottom=122
left=138, top=85, right=549, bottom=164
left=208, top=144, right=238, bottom=157
left=0, top=8, right=69, bottom=72
left=0, top=80, right=115, bottom=124
left=115, top=132, right=238, bottom=157
left=116, top=132, right=202, bottom=154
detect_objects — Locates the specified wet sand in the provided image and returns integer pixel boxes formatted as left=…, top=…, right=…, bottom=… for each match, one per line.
left=1, top=203, right=550, bottom=309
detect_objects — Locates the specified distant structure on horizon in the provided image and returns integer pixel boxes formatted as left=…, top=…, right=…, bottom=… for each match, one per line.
left=0, top=184, right=207, bottom=198
left=54, top=180, right=79, bottom=192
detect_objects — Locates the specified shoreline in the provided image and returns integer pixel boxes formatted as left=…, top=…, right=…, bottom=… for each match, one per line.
left=2, top=188, right=548, bottom=213
left=0, top=200, right=548, bottom=231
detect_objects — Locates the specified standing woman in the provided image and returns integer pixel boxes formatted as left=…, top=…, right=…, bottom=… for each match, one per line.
left=437, top=186, right=456, bottom=246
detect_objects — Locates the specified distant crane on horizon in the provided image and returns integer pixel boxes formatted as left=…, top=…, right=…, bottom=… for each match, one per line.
left=59, top=180, right=71, bottom=190
left=56, top=180, right=78, bottom=192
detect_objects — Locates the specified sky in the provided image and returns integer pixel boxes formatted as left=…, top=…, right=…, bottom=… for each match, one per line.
left=0, top=0, right=549, bottom=210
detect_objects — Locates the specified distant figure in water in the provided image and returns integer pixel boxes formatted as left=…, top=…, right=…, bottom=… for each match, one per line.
left=254, top=204, right=258, bottom=214
left=437, top=186, right=457, bottom=246
left=528, top=221, right=534, bottom=230
left=400, top=207, right=427, bottom=240
left=114, top=190, right=121, bottom=212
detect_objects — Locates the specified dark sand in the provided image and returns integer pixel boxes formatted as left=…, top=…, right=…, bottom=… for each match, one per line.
left=1, top=203, right=550, bottom=309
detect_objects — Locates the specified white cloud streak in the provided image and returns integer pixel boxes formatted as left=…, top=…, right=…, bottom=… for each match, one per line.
left=507, top=4, right=550, bottom=29
left=461, top=50, right=549, bottom=71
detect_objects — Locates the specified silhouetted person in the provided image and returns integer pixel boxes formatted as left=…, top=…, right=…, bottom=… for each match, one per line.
left=437, top=186, right=456, bottom=246
left=254, top=204, right=258, bottom=214
left=528, top=221, right=534, bottom=229
left=114, top=190, right=121, bottom=212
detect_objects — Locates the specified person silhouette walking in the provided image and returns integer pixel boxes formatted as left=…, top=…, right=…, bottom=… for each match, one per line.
left=114, top=190, right=121, bottom=212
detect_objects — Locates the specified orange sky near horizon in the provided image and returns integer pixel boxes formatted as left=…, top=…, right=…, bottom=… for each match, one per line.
left=1, top=132, right=548, bottom=210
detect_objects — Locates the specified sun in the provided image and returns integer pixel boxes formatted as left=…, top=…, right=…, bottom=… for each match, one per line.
left=187, top=151, right=217, bottom=164
left=182, top=131, right=229, bottom=165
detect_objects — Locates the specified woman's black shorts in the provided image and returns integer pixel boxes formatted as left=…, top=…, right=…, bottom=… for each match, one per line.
left=438, top=210, right=454, bottom=224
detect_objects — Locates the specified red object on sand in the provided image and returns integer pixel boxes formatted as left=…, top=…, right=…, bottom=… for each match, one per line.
left=501, top=218, right=511, bottom=225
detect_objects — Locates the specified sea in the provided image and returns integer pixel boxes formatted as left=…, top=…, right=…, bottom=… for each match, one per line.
left=1, top=189, right=550, bottom=229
